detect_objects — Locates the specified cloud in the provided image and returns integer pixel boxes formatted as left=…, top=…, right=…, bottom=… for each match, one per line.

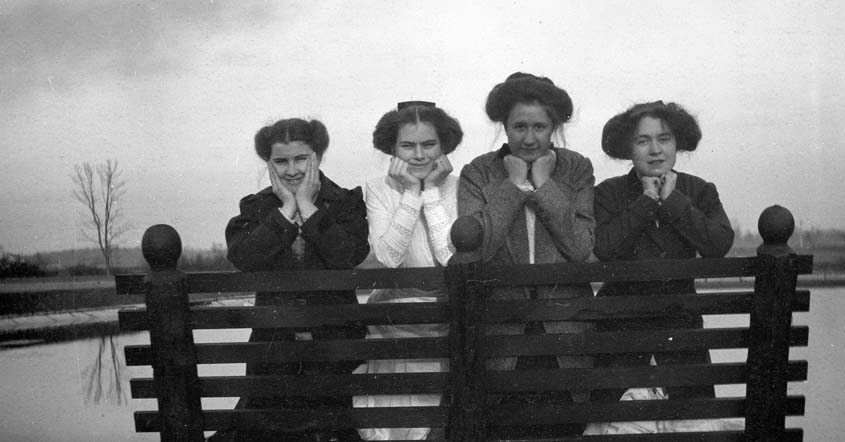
left=0, top=0, right=282, bottom=101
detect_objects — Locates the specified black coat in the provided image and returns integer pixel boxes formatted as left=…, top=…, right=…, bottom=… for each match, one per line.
left=221, top=173, right=369, bottom=437
left=592, top=169, right=734, bottom=400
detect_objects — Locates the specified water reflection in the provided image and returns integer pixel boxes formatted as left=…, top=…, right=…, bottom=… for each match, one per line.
left=84, top=335, right=126, bottom=405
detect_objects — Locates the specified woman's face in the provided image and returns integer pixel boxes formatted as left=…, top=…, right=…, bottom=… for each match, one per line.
left=505, top=101, right=554, bottom=163
left=269, top=141, right=319, bottom=192
left=631, top=116, right=677, bottom=177
left=394, top=122, right=443, bottom=179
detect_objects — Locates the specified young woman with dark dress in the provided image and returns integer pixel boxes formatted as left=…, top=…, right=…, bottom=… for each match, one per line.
left=593, top=101, right=734, bottom=405
left=214, top=118, right=369, bottom=442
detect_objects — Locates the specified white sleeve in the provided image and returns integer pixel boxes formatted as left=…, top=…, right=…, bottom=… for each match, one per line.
left=366, top=178, right=422, bottom=268
left=421, top=183, right=456, bottom=266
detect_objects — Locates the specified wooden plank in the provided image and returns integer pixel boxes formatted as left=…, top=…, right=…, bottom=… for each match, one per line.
left=484, top=361, right=808, bottom=392
left=134, top=407, right=449, bottom=432
left=486, top=396, right=805, bottom=425
left=129, top=361, right=807, bottom=398
left=482, top=291, right=810, bottom=323
left=124, top=337, right=449, bottom=366
left=124, top=327, right=808, bottom=366
left=477, top=256, right=812, bottom=286
left=119, top=302, right=450, bottom=331
left=118, top=291, right=810, bottom=332
left=496, top=429, right=803, bottom=442
left=113, top=255, right=814, bottom=295
left=130, top=372, right=450, bottom=398
left=117, top=267, right=445, bottom=295
left=484, top=327, right=809, bottom=357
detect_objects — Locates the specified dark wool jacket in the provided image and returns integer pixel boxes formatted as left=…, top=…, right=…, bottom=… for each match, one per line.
left=594, top=168, right=734, bottom=327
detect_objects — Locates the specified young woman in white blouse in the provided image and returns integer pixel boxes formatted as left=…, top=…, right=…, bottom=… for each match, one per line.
left=354, top=101, right=464, bottom=441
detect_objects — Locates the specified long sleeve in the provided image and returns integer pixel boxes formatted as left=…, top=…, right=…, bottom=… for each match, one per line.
left=366, top=179, right=423, bottom=268
left=458, top=160, right=529, bottom=263
left=659, top=182, right=734, bottom=258
left=225, top=193, right=300, bottom=271
left=594, top=182, right=660, bottom=261
left=299, top=186, right=370, bottom=269
left=531, top=156, right=596, bottom=263
left=421, top=182, right=456, bottom=267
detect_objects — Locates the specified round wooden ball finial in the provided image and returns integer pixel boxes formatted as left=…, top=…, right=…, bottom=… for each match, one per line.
left=450, top=216, right=483, bottom=253
left=142, top=224, right=182, bottom=270
left=758, top=205, right=795, bottom=245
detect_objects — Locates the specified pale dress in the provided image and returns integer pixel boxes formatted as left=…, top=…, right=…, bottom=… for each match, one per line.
left=353, top=175, right=457, bottom=441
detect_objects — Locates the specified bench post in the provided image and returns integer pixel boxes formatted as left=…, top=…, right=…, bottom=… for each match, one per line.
left=446, top=216, right=486, bottom=442
left=745, top=205, right=799, bottom=441
left=142, top=225, right=204, bottom=442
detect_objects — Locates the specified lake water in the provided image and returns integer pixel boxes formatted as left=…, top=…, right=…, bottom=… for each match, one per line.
left=0, top=287, right=841, bottom=442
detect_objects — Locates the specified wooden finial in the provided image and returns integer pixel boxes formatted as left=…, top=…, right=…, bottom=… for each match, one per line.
left=141, top=224, right=182, bottom=270
left=757, top=205, right=795, bottom=256
left=451, top=216, right=483, bottom=253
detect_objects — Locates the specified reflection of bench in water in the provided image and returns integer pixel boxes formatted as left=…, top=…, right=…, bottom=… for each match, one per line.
left=116, top=205, right=813, bottom=442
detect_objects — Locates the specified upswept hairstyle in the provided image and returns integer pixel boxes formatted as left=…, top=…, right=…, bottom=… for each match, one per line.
left=601, top=101, right=702, bottom=160
left=254, top=118, right=330, bottom=161
left=485, top=72, right=573, bottom=127
left=372, top=103, right=464, bottom=155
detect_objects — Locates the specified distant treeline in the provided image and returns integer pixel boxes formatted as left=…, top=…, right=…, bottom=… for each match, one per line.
left=3, top=227, right=845, bottom=278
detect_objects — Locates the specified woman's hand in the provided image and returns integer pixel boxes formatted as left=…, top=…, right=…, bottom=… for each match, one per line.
left=503, top=154, right=530, bottom=186
left=295, top=153, right=321, bottom=220
left=269, top=162, right=298, bottom=219
left=423, top=155, right=452, bottom=189
left=530, top=150, right=556, bottom=189
left=388, top=157, right=421, bottom=193
left=659, top=171, right=677, bottom=200
left=641, top=176, right=661, bottom=201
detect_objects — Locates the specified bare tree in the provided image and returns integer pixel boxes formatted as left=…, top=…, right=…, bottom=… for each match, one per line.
left=71, top=160, right=127, bottom=275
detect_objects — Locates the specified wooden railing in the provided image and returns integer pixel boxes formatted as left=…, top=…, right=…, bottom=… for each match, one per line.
left=116, top=205, right=813, bottom=442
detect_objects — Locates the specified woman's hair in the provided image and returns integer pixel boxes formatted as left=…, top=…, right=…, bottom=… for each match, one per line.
left=254, top=118, right=329, bottom=161
left=372, top=102, right=464, bottom=155
left=602, top=101, right=702, bottom=160
left=485, top=72, right=573, bottom=127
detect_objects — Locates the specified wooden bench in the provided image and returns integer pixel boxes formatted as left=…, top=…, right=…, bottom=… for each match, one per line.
left=116, top=204, right=813, bottom=442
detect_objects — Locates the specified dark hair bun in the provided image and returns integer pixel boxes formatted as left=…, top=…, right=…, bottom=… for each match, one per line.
left=485, top=72, right=573, bottom=126
left=254, top=118, right=329, bottom=161
left=601, top=101, right=702, bottom=160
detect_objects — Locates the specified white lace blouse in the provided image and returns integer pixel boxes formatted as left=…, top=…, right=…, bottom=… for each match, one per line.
left=365, top=174, right=458, bottom=269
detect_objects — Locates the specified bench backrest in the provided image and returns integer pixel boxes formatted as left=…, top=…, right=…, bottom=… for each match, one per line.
left=116, top=206, right=812, bottom=442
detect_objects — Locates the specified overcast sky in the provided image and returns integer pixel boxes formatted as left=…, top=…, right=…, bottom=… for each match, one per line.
left=1, top=0, right=843, bottom=254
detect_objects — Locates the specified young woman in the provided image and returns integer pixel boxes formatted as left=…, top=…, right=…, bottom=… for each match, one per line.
left=593, top=101, right=734, bottom=403
left=458, top=72, right=596, bottom=437
left=218, top=118, right=369, bottom=442
left=353, top=101, right=463, bottom=441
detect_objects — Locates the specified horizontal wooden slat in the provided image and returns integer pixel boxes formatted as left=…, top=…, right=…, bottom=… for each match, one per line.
left=501, top=429, right=803, bottom=442
left=114, top=255, right=814, bottom=295
left=119, top=302, right=450, bottom=331
left=487, top=396, right=805, bottom=425
left=124, top=337, right=449, bottom=366
left=477, top=256, right=812, bottom=287
left=128, top=361, right=807, bottom=399
left=134, top=407, right=449, bottom=432
left=483, top=290, right=810, bottom=323
left=132, top=397, right=804, bottom=432
left=131, top=372, right=450, bottom=398
left=484, top=327, right=809, bottom=357
left=485, top=361, right=808, bottom=392
left=124, top=327, right=809, bottom=366
left=118, top=290, right=811, bottom=332
left=116, top=267, right=445, bottom=295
